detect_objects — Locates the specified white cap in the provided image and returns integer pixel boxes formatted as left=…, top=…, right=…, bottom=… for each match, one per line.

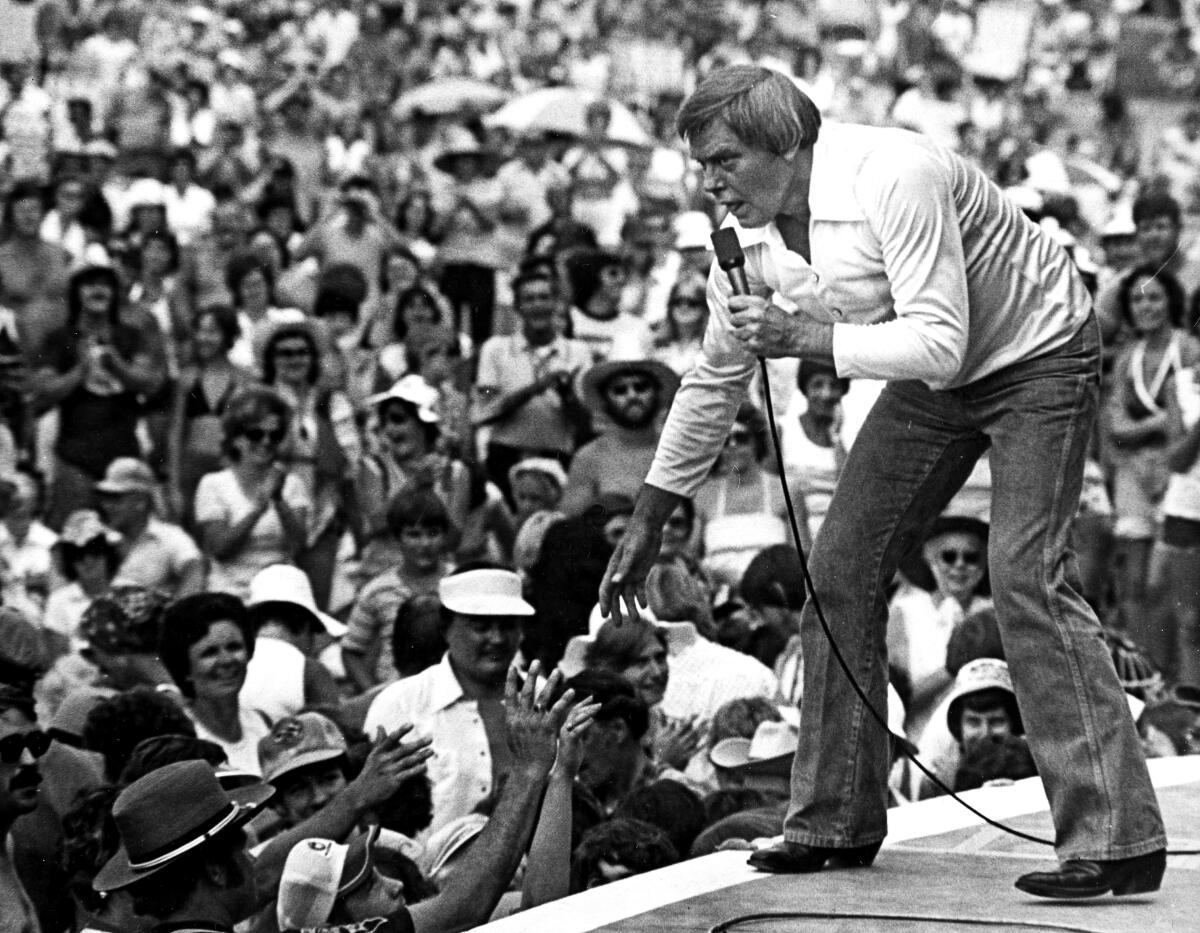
left=248, top=565, right=347, bottom=637
left=277, top=838, right=345, bottom=929
left=439, top=569, right=534, bottom=617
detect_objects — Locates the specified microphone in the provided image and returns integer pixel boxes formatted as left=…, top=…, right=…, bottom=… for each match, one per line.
left=711, top=227, right=750, bottom=296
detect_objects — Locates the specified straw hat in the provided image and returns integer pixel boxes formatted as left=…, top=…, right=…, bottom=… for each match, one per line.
left=709, top=719, right=798, bottom=777
left=579, top=341, right=680, bottom=415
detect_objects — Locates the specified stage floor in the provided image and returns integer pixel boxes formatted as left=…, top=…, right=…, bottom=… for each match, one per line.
left=480, top=757, right=1200, bottom=933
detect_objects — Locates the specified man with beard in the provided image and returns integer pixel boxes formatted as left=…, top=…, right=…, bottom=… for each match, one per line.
left=0, top=680, right=50, bottom=933
left=364, top=568, right=532, bottom=835
left=559, top=353, right=679, bottom=516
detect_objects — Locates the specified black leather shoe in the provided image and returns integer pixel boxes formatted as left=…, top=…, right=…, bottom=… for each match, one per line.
left=747, top=840, right=882, bottom=874
left=1014, top=850, right=1166, bottom=899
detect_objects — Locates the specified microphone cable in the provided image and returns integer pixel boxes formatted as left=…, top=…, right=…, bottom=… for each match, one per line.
left=753, top=355, right=1057, bottom=847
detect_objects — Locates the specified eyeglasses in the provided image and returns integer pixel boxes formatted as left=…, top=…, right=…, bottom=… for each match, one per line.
left=671, top=296, right=706, bottom=307
left=273, top=346, right=312, bottom=359
left=938, top=549, right=982, bottom=567
left=0, top=729, right=51, bottom=765
left=242, top=427, right=287, bottom=446
left=606, top=378, right=652, bottom=398
left=384, top=410, right=413, bottom=426
left=725, top=430, right=753, bottom=446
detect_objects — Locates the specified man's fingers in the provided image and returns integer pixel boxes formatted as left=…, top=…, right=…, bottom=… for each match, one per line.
left=534, top=667, right=564, bottom=710
left=505, top=665, right=522, bottom=704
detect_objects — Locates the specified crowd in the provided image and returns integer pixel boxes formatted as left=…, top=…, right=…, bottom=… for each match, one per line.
left=1, top=0, right=1200, bottom=931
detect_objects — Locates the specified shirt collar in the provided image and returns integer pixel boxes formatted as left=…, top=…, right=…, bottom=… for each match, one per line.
left=430, top=653, right=467, bottom=711
left=718, top=122, right=867, bottom=248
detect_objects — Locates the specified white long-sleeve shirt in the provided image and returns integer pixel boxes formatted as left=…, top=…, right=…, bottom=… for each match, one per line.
left=646, top=122, right=1092, bottom=499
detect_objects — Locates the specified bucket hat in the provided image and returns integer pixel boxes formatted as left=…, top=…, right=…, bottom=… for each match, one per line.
left=247, top=564, right=347, bottom=637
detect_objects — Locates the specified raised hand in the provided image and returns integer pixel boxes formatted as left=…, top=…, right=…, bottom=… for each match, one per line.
left=506, top=661, right=575, bottom=778
left=350, top=724, right=435, bottom=811
left=552, top=696, right=601, bottom=779
left=653, top=715, right=705, bottom=772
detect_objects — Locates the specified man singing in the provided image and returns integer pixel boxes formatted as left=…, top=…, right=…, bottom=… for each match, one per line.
left=600, top=65, right=1166, bottom=900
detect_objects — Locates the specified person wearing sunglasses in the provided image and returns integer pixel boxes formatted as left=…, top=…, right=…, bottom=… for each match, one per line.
left=652, top=270, right=710, bottom=377
left=694, top=402, right=810, bottom=594
left=0, top=680, right=53, bottom=933
left=194, top=387, right=309, bottom=601
left=262, top=320, right=360, bottom=611
left=888, top=515, right=992, bottom=743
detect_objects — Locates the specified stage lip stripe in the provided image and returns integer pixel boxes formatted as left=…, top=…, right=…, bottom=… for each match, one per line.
left=477, top=757, right=1200, bottom=933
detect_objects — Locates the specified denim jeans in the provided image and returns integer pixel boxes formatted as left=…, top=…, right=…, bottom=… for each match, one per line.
left=783, top=316, right=1166, bottom=860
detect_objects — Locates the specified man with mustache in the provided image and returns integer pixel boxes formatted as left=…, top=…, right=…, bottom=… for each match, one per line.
left=0, top=680, right=49, bottom=933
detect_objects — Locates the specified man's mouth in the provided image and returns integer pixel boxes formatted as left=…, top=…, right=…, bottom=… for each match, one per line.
left=9, top=767, right=41, bottom=792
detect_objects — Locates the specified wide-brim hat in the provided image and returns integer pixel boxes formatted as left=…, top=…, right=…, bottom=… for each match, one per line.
left=247, top=564, right=347, bottom=637
left=433, top=127, right=503, bottom=174
left=94, top=457, right=157, bottom=496
left=945, top=658, right=1018, bottom=740
left=558, top=602, right=698, bottom=678
left=709, top=719, right=798, bottom=777
left=94, top=759, right=273, bottom=892
left=364, top=374, right=440, bottom=423
left=439, top=568, right=533, bottom=617
left=579, top=355, right=680, bottom=415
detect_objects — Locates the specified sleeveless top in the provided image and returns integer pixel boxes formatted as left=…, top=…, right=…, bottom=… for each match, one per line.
left=701, top=472, right=789, bottom=587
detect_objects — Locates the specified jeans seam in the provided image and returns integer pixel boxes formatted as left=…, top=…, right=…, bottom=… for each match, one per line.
left=1042, top=369, right=1115, bottom=855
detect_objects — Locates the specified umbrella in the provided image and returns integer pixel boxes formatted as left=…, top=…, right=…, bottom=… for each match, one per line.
left=392, top=77, right=511, bottom=119
left=484, top=86, right=654, bottom=148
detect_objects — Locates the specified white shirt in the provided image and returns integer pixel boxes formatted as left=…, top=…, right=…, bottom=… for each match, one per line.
left=364, top=655, right=493, bottom=836
left=646, top=122, right=1092, bottom=499
left=659, top=625, right=779, bottom=722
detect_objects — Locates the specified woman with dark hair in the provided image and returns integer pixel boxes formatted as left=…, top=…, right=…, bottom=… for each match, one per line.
left=1104, top=265, right=1200, bottom=653
left=781, top=358, right=851, bottom=539
left=567, top=249, right=652, bottom=362
left=31, top=264, right=165, bottom=528
left=224, top=250, right=295, bottom=372
left=193, top=386, right=309, bottom=600
left=261, top=321, right=360, bottom=609
left=694, top=402, right=809, bottom=592
left=393, top=188, right=440, bottom=263
left=0, top=179, right=71, bottom=354
left=167, top=304, right=253, bottom=519
left=159, top=591, right=269, bottom=773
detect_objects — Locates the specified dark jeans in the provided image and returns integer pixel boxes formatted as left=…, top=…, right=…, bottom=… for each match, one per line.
left=783, top=316, right=1165, bottom=861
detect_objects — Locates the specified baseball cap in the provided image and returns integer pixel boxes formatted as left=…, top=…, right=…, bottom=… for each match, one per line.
left=258, top=713, right=348, bottom=784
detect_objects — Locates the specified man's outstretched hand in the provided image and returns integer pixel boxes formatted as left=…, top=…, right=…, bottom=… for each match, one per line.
left=598, top=485, right=684, bottom=625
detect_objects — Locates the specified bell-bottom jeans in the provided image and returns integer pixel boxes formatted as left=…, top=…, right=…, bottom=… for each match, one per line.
left=783, top=315, right=1166, bottom=861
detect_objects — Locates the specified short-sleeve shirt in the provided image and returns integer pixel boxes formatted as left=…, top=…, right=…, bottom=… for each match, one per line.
left=114, top=517, right=203, bottom=596
left=342, top=564, right=448, bottom=684
left=193, top=468, right=309, bottom=601
left=475, top=333, right=593, bottom=454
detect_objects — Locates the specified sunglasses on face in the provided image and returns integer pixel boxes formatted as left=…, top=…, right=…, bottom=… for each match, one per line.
left=273, top=346, right=312, bottom=359
left=242, top=427, right=287, bottom=446
left=0, top=729, right=51, bottom=765
left=606, top=379, right=651, bottom=398
left=384, top=410, right=414, bottom=426
left=671, top=296, right=706, bottom=307
left=938, top=549, right=981, bottom=567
